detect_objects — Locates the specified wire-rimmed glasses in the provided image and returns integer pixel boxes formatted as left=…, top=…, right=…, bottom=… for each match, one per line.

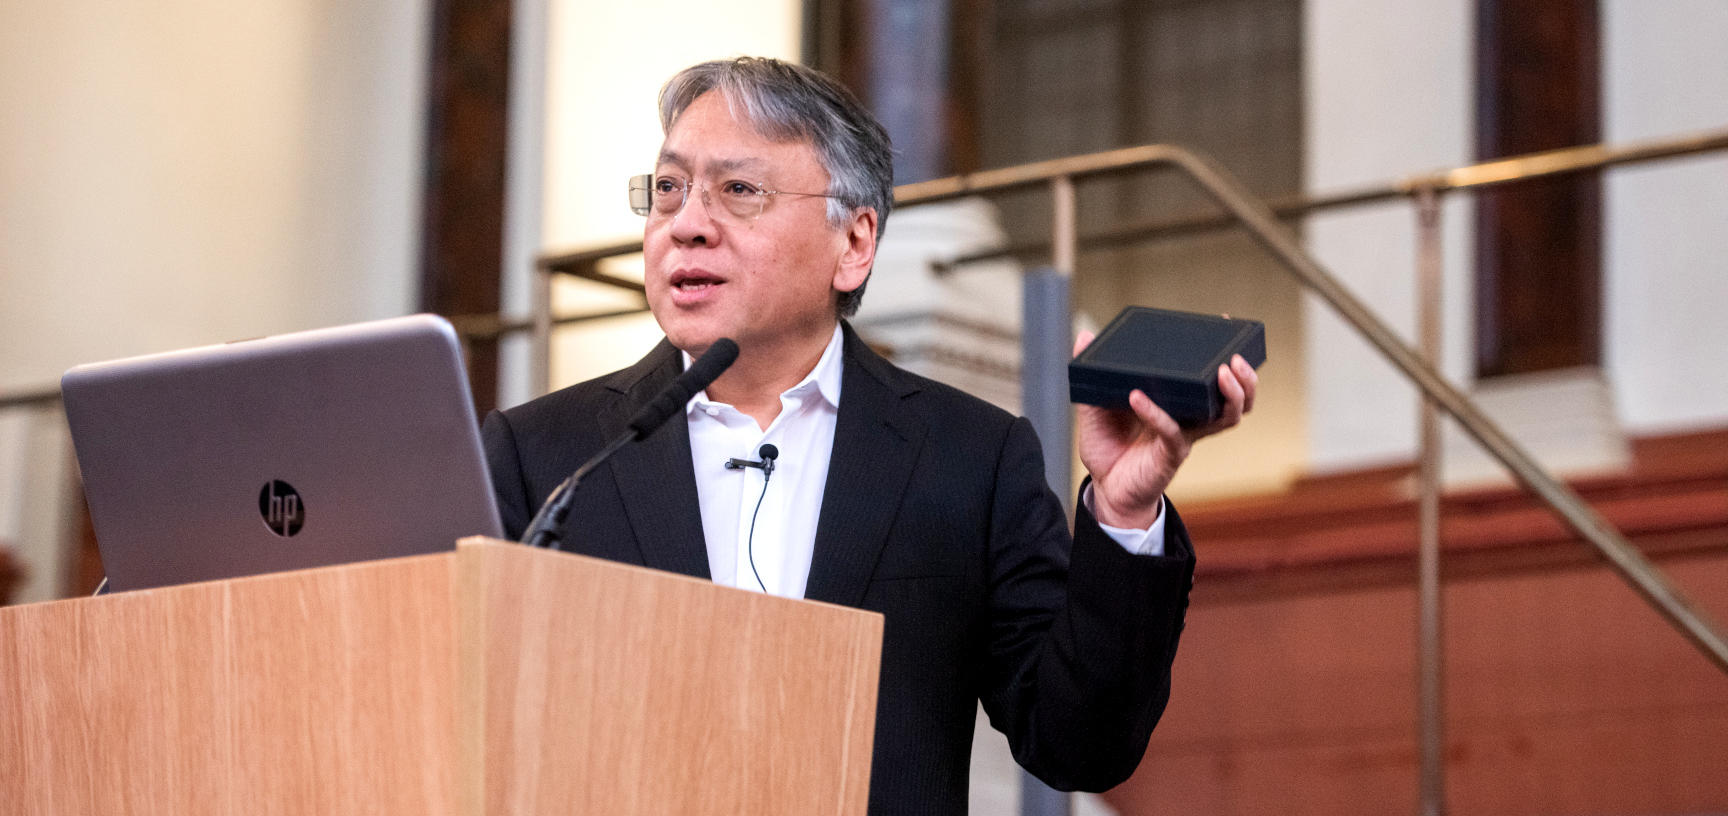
left=628, top=173, right=839, bottom=222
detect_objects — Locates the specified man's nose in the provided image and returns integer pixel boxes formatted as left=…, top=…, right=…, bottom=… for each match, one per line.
left=669, top=183, right=720, bottom=244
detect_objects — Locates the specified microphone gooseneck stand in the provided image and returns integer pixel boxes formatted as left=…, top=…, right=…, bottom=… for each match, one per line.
left=519, top=338, right=740, bottom=550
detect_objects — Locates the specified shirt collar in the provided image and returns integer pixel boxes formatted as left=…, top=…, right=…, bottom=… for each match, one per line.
left=682, top=323, right=845, bottom=415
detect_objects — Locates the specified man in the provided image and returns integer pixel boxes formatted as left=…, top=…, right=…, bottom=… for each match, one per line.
left=482, top=56, right=1256, bottom=815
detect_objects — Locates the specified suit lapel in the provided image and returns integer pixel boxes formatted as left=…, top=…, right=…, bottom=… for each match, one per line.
left=804, top=325, right=927, bottom=606
left=604, top=341, right=711, bottom=580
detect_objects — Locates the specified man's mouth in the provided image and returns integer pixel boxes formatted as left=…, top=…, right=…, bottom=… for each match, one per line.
left=670, top=270, right=725, bottom=293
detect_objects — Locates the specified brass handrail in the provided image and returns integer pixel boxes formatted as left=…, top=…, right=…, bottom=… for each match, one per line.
left=19, top=130, right=1725, bottom=406
left=0, top=308, right=651, bottom=411
left=7, top=121, right=1721, bottom=816
left=535, top=124, right=1728, bottom=277
left=10, top=131, right=1728, bottom=680
left=934, top=125, right=1728, bottom=271
left=524, top=129, right=1728, bottom=676
left=1163, top=147, right=1728, bottom=674
left=0, top=387, right=61, bottom=411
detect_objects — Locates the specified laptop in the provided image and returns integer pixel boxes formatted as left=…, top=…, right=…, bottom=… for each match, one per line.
left=61, top=314, right=504, bottom=592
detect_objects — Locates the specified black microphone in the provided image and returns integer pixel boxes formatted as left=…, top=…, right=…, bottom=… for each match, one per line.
left=627, top=338, right=740, bottom=438
left=725, top=443, right=779, bottom=479
left=520, top=338, right=740, bottom=549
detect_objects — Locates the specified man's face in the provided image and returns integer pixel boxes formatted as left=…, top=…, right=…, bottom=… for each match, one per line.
left=643, top=91, right=872, bottom=359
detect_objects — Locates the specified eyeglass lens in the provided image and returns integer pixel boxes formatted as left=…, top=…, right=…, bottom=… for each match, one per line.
left=628, top=174, right=768, bottom=221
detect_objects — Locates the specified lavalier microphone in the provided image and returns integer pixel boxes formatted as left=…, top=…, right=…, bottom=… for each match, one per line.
left=725, top=443, right=779, bottom=478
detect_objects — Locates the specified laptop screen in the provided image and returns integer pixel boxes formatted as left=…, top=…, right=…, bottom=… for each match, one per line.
left=62, top=314, right=503, bottom=591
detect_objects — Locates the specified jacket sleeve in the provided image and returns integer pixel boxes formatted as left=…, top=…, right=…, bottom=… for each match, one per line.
left=976, top=416, right=1196, bottom=791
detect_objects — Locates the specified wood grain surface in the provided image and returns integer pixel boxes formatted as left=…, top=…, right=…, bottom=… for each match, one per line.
left=0, top=552, right=458, bottom=816
left=459, top=538, right=882, bottom=816
left=0, top=540, right=882, bottom=816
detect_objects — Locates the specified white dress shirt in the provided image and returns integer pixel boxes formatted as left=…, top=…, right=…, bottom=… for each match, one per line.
left=686, top=325, right=845, bottom=598
left=686, top=324, right=1167, bottom=598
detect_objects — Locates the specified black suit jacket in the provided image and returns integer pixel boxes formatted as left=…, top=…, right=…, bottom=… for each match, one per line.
left=482, top=323, right=1195, bottom=816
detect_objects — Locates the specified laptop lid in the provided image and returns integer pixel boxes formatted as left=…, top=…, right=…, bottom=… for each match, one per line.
left=61, top=314, right=504, bottom=592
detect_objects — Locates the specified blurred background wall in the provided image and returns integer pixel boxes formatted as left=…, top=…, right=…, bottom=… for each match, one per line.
left=0, top=0, right=429, bottom=603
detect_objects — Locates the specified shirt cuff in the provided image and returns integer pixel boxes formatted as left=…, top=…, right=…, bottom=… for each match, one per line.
left=1081, top=483, right=1167, bottom=557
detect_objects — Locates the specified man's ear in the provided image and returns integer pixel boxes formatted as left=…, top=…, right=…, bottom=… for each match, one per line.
left=832, top=207, right=878, bottom=296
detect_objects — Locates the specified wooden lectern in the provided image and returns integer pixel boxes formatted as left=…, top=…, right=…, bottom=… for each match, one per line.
left=0, top=539, right=883, bottom=815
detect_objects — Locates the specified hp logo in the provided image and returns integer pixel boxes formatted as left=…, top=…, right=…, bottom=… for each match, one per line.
left=259, top=480, right=305, bottom=537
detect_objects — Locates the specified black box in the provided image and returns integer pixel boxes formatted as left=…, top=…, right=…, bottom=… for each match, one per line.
left=1068, top=306, right=1266, bottom=426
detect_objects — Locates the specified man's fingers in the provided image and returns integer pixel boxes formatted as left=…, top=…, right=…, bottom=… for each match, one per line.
left=1214, top=365, right=1244, bottom=429
left=1072, top=330, right=1095, bottom=358
left=1128, top=389, right=1184, bottom=447
left=1185, top=360, right=1255, bottom=440
left=1231, top=354, right=1258, bottom=414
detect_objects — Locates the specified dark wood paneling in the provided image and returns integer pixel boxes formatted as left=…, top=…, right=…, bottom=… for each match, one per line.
left=1474, top=0, right=1602, bottom=377
left=420, top=0, right=510, bottom=414
left=819, top=0, right=980, bottom=184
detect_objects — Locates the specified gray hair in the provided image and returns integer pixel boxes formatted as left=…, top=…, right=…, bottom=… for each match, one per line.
left=659, top=57, right=893, bottom=318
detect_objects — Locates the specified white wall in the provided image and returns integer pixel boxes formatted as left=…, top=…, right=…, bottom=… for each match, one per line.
left=1303, top=0, right=1728, bottom=474
left=0, top=0, right=427, bottom=387
left=1602, top=0, right=1728, bottom=434
left=0, top=0, right=430, bottom=601
left=1302, top=0, right=1476, bottom=472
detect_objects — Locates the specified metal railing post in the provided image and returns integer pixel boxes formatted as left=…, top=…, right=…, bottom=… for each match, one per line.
left=1414, top=184, right=1446, bottom=816
left=1019, top=174, right=1079, bottom=816
left=530, top=260, right=553, bottom=398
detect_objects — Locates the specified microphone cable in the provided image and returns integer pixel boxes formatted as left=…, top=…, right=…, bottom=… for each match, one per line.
left=730, top=443, right=779, bottom=593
